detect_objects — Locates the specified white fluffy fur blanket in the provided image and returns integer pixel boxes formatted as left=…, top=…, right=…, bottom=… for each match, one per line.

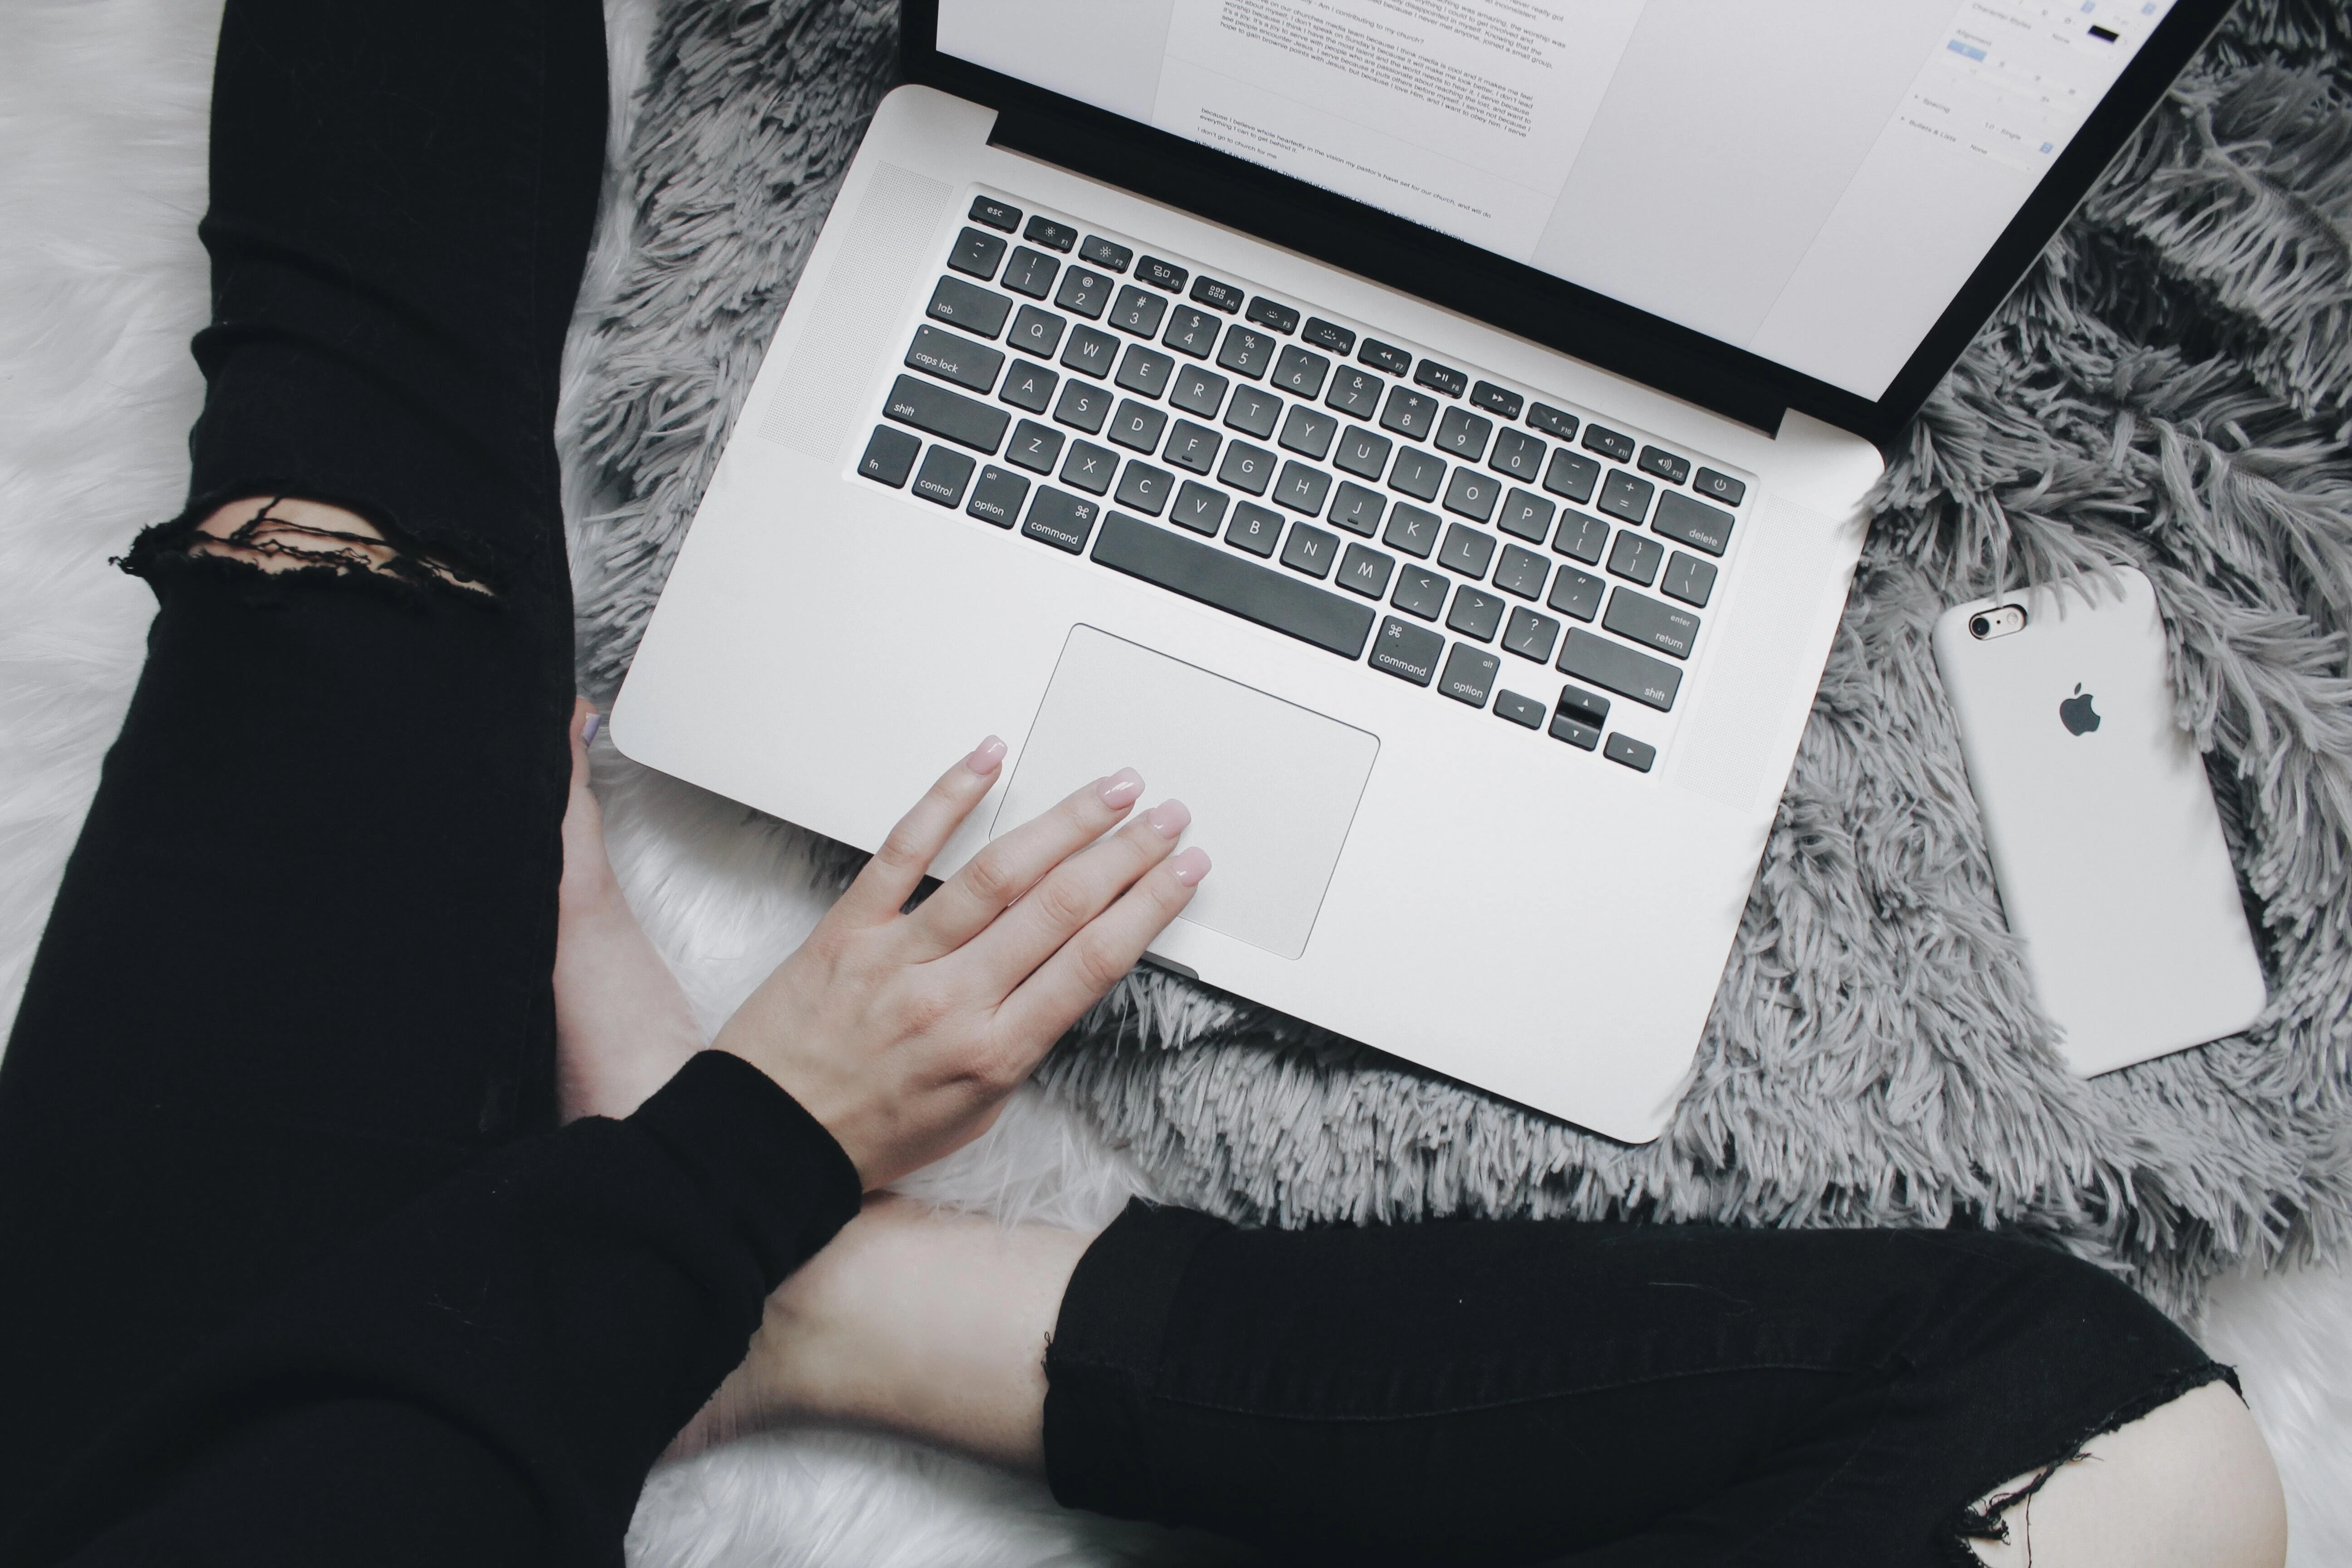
left=0, top=2, right=2346, bottom=1563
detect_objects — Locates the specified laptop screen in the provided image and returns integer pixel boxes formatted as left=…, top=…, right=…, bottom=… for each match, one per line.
left=936, top=0, right=2177, bottom=403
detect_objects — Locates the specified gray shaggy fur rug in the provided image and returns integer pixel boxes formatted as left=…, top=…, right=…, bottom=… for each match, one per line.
left=565, top=2, right=2352, bottom=1313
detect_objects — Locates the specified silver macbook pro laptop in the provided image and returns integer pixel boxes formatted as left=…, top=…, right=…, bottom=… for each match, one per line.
left=611, top=0, right=2228, bottom=1142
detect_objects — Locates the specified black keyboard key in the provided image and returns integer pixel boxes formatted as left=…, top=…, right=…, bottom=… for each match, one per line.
left=1079, top=235, right=1132, bottom=271
left=1302, top=317, right=1356, bottom=355
left=905, top=324, right=1004, bottom=393
left=1470, top=380, right=1523, bottom=419
left=1280, top=521, right=1340, bottom=579
left=948, top=226, right=1008, bottom=280
left=1170, top=480, right=1230, bottom=536
left=1439, top=643, right=1499, bottom=706
left=1054, top=265, right=1113, bottom=319
left=1334, top=425, right=1391, bottom=480
left=1191, top=275, right=1245, bottom=313
left=1218, top=440, right=1275, bottom=495
left=1493, top=543, right=1548, bottom=599
left=1216, top=324, right=1276, bottom=380
left=1637, top=445, right=1691, bottom=485
left=858, top=424, right=920, bottom=486
left=1693, top=466, right=1747, bottom=508
left=966, top=464, right=1029, bottom=527
left=1527, top=402, right=1579, bottom=440
left=1115, top=459, right=1174, bottom=515
left=1360, top=338, right=1412, bottom=376
left=1163, top=306, right=1219, bottom=359
left=1498, top=487, right=1554, bottom=544
left=1603, top=587, right=1699, bottom=659
left=1415, top=359, right=1468, bottom=398
left=1488, top=429, right=1544, bottom=483
left=1092, top=512, right=1375, bottom=659
left=1661, top=550, right=1718, bottom=608
left=1114, top=344, right=1175, bottom=399
left=1379, top=386, right=1439, bottom=441
left=1607, top=529, right=1662, bottom=585
left=1059, top=439, right=1117, bottom=495
left=884, top=373, right=1010, bottom=453
left=1226, top=501, right=1283, bottom=557
left=1552, top=509, right=1608, bottom=564
left=1273, top=345, right=1330, bottom=399
left=1052, top=378, right=1109, bottom=433
left=1495, top=689, right=1546, bottom=728
left=1326, top=367, right=1384, bottom=419
left=1442, top=467, right=1500, bottom=524
left=1007, top=305, right=1066, bottom=361
left=1388, top=446, right=1445, bottom=501
left=1330, top=481, right=1385, bottom=537
left=1605, top=733, right=1657, bottom=773
left=1024, top=487, right=1098, bottom=553
left=1549, top=695, right=1604, bottom=751
left=1391, top=563, right=1449, bottom=619
left=1163, top=420, right=1221, bottom=475
left=1223, top=385, right=1282, bottom=440
left=1543, top=449, right=1600, bottom=504
left=1582, top=424, right=1636, bottom=462
left=1137, top=256, right=1188, bottom=292
left=1245, top=296, right=1300, bottom=334
left=1547, top=564, right=1605, bottom=622
left=1109, top=284, right=1168, bottom=338
left=1599, top=469, right=1655, bottom=524
left=1336, top=542, right=1394, bottom=598
left=926, top=276, right=1011, bottom=338
left=1501, top=605, right=1560, bottom=662
left=1024, top=215, right=1077, bottom=252
left=1273, top=461, right=1332, bottom=515
left=1383, top=502, right=1441, bottom=559
left=1446, top=583, right=1504, bottom=642
left=1108, top=399, right=1169, bottom=453
left=1437, top=522, right=1496, bottom=579
left=912, top=444, right=976, bottom=507
left=1371, top=616, right=1444, bottom=685
left=1558, top=627, right=1681, bottom=711
left=1170, top=363, right=1229, bottom=418
left=1001, top=247, right=1058, bottom=300
left=1435, top=406, right=1493, bottom=461
left=1061, top=324, right=1119, bottom=380
left=969, top=196, right=1019, bottom=232
left=1006, top=418, right=1063, bottom=474
left=1555, top=681, right=1611, bottom=731
left=1651, top=490, right=1736, bottom=556
left=1277, top=405, right=1336, bottom=461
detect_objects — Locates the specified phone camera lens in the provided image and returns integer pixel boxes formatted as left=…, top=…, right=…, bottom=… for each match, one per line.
left=1970, top=615, right=1990, bottom=637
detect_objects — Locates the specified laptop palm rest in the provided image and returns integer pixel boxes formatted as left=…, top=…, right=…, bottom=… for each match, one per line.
left=992, top=626, right=1379, bottom=962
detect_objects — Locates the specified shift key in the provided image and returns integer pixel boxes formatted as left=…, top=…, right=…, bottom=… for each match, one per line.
left=883, top=373, right=1010, bottom=454
left=1556, top=627, right=1681, bottom=711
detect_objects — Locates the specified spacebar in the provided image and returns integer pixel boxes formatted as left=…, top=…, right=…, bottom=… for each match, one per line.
left=1091, top=511, right=1375, bottom=659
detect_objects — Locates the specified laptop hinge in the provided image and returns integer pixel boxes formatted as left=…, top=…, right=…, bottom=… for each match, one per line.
left=988, top=103, right=1789, bottom=437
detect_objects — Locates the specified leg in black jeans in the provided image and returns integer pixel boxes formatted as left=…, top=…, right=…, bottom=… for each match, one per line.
left=0, top=0, right=604, bottom=1524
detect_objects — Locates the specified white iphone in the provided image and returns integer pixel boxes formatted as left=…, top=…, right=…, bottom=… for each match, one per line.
left=1932, top=566, right=2265, bottom=1075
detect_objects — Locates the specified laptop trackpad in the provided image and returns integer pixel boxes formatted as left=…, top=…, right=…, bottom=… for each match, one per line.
left=992, top=626, right=1378, bottom=961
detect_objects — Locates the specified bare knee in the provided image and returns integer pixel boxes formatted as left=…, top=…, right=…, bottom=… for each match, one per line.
left=1968, top=1379, right=2286, bottom=1568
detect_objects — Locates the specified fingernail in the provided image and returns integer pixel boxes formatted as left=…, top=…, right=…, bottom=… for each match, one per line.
left=581, top=710, right=602, bottom=745
left=964, top=735, right=1007, bottom=775
left=1096, top=767, right=1144, bottom=809
left=1145, top=799, right=1191, bottom=838
left=1169, top=847, right=1210, bottom=887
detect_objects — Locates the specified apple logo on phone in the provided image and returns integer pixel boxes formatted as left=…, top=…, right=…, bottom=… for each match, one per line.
left=2059, top=683, right=2101, bottom=735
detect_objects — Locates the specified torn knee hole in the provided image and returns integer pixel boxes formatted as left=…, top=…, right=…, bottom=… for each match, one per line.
left=187, top=497, right=492, bottom=596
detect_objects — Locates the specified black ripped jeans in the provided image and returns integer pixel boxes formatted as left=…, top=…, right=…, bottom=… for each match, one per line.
left=0, top=0, right=2227, bottom=1563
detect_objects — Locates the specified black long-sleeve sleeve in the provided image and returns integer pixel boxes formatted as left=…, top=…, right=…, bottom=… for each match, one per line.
left=0, top=1051, right=862, bottom=1568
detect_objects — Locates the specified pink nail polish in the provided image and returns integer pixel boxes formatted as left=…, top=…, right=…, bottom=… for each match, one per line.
left=1145, top=799, right=1191, bottom=838
left=581, top=711, right=602, bottom=745
left=965, top=735, right=1007, bottom=775
left=1097, top=767, right=1145, bottom=809
left=1169, top=847, right=1210, bottom=887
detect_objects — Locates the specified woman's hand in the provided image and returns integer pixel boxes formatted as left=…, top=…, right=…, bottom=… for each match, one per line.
left=712, top=738, right=1208, bottom=1189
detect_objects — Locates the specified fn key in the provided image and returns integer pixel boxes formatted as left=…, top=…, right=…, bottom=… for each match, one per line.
left=859, top=425, right=920, bottom=486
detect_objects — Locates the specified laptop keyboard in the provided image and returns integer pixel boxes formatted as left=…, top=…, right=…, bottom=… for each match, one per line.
left=853, top=191, right=1754, bottom=775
